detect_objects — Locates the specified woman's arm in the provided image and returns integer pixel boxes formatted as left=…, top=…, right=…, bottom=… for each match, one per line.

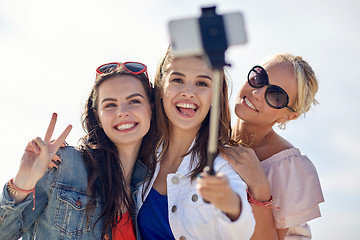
left=0, top=113, right=71, bottom=239
left=223, top=145, right=279, bottom=240
left=196, top=160, right=256, bottom=240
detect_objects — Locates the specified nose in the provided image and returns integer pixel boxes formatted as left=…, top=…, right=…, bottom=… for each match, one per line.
left=181, top=83, right=196, bottom=98
left=117, top=104, right=130, bottom=117
left=252, top=87, right=266, bottom=102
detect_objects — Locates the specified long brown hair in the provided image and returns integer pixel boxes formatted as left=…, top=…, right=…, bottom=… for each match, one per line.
left=153, top=48, right=236, bottom=180
left=79, top=66, right=155, bottom=238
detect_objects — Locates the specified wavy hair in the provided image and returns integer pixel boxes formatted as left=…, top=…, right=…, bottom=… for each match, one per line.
left=153, top=47, right=236, bottom=180
left=79, top=66, right=156, bottom=239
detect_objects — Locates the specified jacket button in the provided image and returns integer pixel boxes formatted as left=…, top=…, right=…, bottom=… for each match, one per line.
left=191, top=194, right=198, bottom=202
left=179, top=236, right=186, bottom=240
left=104, top=233, right=110, bottom=239
left=171, top=176, right=179, bottom=184
left=75, top=199, right=82, bottom=207
left=171, top=205, right=177, bottom=213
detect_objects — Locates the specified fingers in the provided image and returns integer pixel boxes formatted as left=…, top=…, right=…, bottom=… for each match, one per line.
left=48, top=161, right=59, bottom=169
left=33, top=137, right=48, bottom=157
left=197, top=173, right=234, bottom=207
left=198, top=173, right=229, bottom=188
left=25, top=139, right=41, bottom=153
left=52, top=154, right=61, bottom=164
left=52, top=125, right=72, bottom=151
left=44, top=113, right=57, bottom=142
left=197, top=173, right=229, bottom=192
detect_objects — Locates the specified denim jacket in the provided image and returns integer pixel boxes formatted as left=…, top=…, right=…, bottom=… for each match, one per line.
left=0, top=146, right=148, bottom=240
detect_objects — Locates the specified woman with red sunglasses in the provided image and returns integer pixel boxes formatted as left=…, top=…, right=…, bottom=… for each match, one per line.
left=0, top=63, right=156, bottom=240
left=226, top=53, right=324, bottom=239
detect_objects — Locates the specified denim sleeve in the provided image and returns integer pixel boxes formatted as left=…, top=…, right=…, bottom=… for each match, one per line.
left=0, top=176, right=51, bottom=240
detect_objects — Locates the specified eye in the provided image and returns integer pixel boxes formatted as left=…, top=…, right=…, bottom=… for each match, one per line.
left=129, top=99, right=141, bottom=104
left=172, top=78, right=183, bottom=83
left=104, top=103, right=116, bottom=108
left=196, top=81, right=208, bottom=87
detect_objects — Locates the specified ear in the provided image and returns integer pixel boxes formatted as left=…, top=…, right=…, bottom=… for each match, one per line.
left=287, top=111, right=300, bottom=121
left=276, top=111, right=299, bottom=124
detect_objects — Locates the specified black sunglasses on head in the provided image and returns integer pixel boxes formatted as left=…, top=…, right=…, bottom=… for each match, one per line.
left=248, top=65, right=295, bottom=112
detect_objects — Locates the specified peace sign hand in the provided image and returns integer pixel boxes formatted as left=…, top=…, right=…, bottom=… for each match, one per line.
left=13, top=113, right=72, bottom=191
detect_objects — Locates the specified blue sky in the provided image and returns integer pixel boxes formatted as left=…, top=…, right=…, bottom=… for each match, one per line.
left=1, top=0, right=359, bottom=239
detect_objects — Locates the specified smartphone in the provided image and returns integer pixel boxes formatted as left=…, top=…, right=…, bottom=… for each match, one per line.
left=168, top=11, right=247, bottom=57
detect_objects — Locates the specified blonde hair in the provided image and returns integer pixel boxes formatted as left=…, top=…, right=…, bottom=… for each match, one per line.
left=262, top=53, right=319, bottom=118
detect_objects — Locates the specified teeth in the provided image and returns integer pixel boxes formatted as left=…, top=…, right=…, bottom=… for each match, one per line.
left=244, top=98, right=257, bottom=111
left=176, top=103, right=196, bottom=109
left=116, top=123, right=135, bottom=130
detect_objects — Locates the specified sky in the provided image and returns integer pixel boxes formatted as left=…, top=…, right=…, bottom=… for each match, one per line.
left=1, top=0, right=359, bottom=239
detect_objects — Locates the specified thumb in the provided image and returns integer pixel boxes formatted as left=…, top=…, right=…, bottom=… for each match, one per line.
left=33, top=137, right=50, bottom=161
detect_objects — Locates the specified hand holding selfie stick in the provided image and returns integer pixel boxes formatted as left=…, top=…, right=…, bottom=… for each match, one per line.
left=169, top=6, right=247, bottom=175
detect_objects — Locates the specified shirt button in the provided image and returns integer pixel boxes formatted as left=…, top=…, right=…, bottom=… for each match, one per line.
left=171, top=176, right=180, bottom=184
left=179, top=236, right=186, bottom=240
left=75, top=199, right=82, bottom=207
left=171, top=205, right=177, bottom=213
left=191, top=194, right=199, bottom=202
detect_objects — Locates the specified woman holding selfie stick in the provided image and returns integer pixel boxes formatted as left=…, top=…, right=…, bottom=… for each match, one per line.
left=0, top=63, right=155, bottom=240
left=135, top=48, right=255, bottom=240
left=226, top=53, right=324, bottom=239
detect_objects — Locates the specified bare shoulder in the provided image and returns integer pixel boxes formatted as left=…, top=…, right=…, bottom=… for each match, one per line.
left=256, top=133, right=294, bottom=161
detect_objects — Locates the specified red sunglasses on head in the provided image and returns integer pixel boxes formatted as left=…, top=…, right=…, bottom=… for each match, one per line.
left=96, top=62, right=149, bottom=83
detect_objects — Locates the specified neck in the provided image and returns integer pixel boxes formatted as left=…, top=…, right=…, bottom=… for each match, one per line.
left=116, top=142, right=141, bottom=186
left=161, top=125, right=198, bottom=171
left=233, top=118, right=275, bottom=149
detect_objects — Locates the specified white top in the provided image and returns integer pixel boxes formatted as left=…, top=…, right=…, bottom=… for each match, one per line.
left=260, top=148, right=324, bottom=238
left=136, top=149, right=255, bottom=240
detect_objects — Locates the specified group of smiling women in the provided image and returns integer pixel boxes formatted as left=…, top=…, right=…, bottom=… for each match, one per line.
left=0, top=47, right=324, bottom=240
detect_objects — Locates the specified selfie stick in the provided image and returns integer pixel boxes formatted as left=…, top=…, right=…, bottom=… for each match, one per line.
left=199, top=6, right=229, bottom=175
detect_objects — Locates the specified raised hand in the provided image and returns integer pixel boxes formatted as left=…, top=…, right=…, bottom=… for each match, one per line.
left=196, top=172, right=241, bottom=221
left=13, top=113, right=72, bottom=192
left=221, top=145, right=271, bottom=202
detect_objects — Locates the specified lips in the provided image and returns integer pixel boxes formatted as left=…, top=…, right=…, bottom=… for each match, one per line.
left=114, top=122, right=138, bottom=131
left=243, top=97, right=259, bottom=112
left=176, top=102, right=198, bottom=117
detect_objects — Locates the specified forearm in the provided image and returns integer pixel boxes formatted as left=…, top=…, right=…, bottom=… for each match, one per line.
left=225, top=193, right=241, bottom=221
left=8, top=176, right=36, bottom=204
left=0, top=183, right=34, bottom=239
left=217, top=200, right=255, bottom=240
left=250, top=206, right=278, bottom=240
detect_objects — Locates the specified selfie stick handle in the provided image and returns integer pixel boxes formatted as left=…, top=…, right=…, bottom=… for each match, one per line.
left=207, top=69, right=222, bottom=175
left=200, top=6, right=229, bottom=175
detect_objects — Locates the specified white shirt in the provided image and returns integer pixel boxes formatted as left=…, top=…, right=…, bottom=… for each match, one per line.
left=135, top=150, right=255, bottom=240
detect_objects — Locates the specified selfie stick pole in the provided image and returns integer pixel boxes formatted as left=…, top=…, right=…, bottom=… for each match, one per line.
left=199, top=6, right=229, bottom=175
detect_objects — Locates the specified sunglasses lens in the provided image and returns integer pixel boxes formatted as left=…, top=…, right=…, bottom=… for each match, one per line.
left=248, top=67, right=268, bottom=88
left=265, top=85, right=289, bottom=109
left=98, top=63, right=119, bottom=74
left=124, top=62, right=146, bottom=74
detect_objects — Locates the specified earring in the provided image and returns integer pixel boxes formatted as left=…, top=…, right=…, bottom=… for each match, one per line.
left=277, top=118, right=286, bottom=130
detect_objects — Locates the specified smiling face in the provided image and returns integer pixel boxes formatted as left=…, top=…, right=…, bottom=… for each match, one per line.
left=235, top=62, right=298, bottom=126
left=161, top=56, right=213, bottom=133
left=97, top=75, right=152, bottom=149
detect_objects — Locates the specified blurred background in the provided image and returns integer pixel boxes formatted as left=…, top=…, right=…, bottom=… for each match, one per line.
left=1, top=0, right=359, bottom=239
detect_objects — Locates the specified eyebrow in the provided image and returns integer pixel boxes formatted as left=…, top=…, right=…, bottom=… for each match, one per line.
left=100, top=93, right=145, bottom=104
left=171, top=71, right=212, bottom=81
